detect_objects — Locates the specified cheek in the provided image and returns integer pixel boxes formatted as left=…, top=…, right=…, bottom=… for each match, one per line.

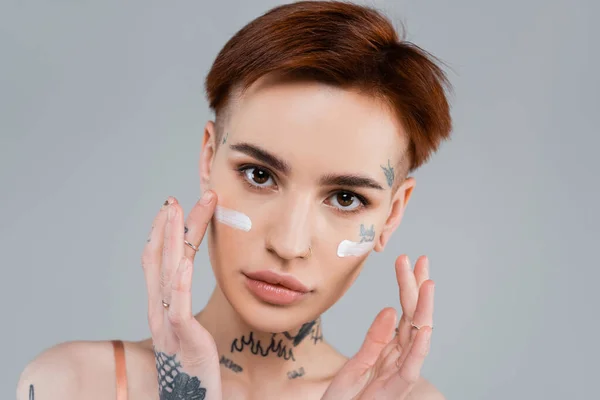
left=316, top=215, right=378, bottom=259
left=315, top=253, right=366, bottom=309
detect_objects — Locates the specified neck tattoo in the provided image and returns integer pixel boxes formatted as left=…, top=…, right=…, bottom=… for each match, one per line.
left=229, top=319, right=323, bottom=362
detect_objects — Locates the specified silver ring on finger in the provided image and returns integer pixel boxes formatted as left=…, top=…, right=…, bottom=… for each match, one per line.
left=184, top=240, right=199, bottom=252
left=411, top=320, right=434, bottom=330
left=162, top=300, right=170, bottom=309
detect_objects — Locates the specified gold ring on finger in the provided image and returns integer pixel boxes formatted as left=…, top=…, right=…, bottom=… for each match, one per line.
left=184, top=240, right=199, bottom=252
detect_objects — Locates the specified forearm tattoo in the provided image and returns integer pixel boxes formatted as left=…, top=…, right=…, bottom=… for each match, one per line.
left=154, top=348, right=207, bottom=400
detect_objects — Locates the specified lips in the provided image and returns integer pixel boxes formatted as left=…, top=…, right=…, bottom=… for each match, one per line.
left=243, top=270, right=311, bottom=293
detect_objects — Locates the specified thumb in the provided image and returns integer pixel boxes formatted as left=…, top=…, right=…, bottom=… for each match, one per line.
left=351, top=307, right=397, bottom=368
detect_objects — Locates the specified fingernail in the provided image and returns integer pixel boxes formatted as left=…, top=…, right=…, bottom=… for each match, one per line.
left=200, top=190, right=214, bottom=205
left=168, top=205, right=176, bottom=220
left=161, top=197, right=175, bottom=210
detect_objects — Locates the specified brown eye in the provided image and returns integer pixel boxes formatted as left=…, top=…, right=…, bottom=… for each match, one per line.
left=337, top=192, right=354, bottom=207
left=243, top=167, right=274, bottom=187
left=327, top=191, right=363, bottom=212
left=251, top=168, right=269, bottom=184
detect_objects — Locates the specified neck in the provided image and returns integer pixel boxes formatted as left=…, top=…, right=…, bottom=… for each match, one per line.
left=194, top=285, right=327, bottom=382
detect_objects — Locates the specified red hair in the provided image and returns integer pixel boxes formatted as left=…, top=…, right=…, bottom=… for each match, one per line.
left=205, top=0, right=452, bottom=173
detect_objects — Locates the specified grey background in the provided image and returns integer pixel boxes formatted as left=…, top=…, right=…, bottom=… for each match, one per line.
left=2, top=0, right=598, bottom=398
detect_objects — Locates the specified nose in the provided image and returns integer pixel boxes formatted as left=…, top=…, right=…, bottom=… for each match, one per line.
left=265, top=193, right=312, bottom=261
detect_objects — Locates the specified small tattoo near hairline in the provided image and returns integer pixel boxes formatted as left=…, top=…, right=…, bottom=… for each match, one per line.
left=287, top=367, right=305, bottom=379
left=359, top=224, right=375, bottom=243
left=381, top=159, right=395, bottom=188
left=220, top=355, right=243, bottom=373
left=222, top=131, right=229, bottom=144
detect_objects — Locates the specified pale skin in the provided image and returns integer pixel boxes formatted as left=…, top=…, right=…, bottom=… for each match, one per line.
left=17, top=76, right=443, bottom=399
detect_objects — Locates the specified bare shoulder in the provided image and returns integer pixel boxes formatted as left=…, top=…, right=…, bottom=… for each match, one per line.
left=16, top=340, right=156, bottom=400
left=408, top=377, right=446, bottom=400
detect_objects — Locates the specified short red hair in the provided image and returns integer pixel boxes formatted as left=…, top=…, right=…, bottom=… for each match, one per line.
left=205, top=0, right=452, bottom=173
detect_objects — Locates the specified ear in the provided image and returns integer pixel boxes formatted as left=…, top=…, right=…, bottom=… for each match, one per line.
left=373, top=177, right=416, bottom=252
left=199, top=120, right=218, bottom=190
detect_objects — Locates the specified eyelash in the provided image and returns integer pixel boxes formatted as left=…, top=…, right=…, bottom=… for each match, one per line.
left=235, top=164, right=371, bottom=214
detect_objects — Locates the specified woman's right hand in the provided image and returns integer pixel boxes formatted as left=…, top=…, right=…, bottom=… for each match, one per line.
left=141, top=190, right=221, bottom=400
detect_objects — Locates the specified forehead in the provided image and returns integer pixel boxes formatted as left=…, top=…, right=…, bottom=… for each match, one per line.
left=226, top=77, right=407, bottom=177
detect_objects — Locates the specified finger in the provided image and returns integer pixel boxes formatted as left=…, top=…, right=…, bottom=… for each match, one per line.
left=397, top=280, right=435, bottom=363
left=161, top=198, right=184, bottom=306
left=381, top=327, right=432, bottom=396
left=169, top=256, right=219, bottom=365
left=350, top=307, right=397, bottom=369
left=396, top=255, right=419, bottom=316
left=182, top=190, right=217, bottom=261
left=395, top=255, right=419, bottom=348
left=413, top=255, right=429, bottom=289
left=141, top=197, right=174, bottom=334
left=410, top=280, right=435, bottom=337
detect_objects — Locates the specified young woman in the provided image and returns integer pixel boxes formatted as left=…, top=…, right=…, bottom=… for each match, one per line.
left=18, top=1, right=452, bottom=399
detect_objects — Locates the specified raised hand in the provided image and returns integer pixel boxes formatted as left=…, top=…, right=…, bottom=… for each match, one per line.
left=322, top=255, right=435, bottom=400
left=142, top=190, right=222, bottom=400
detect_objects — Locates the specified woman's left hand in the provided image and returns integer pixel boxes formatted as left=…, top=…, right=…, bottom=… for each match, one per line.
left=321, top=255, right=435, bottom=400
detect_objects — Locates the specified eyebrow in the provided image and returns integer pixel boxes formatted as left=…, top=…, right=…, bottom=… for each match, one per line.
left=229, top=142, right=385, bottom=191
left=230, top=142, right=291, bottom=175
left=318, top=174, right=384, bottom=190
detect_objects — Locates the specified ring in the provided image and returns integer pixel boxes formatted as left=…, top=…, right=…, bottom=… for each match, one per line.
left=184, top=240, right=199, bottom=252
left=162, top=300, right=170, bottom=309
left=411, top=321, right=434, bottom=330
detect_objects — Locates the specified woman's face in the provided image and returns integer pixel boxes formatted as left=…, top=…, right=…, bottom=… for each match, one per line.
left=200, top=75, right=414, bottom=333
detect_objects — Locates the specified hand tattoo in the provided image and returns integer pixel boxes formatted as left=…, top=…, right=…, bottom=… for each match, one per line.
left=154, top=349, right=207, bottom=399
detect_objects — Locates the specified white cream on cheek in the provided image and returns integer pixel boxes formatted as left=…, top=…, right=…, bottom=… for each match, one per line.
left=214, top=205, right=252, bottom=232
left=336, top=240, right=375, bottom=257
left=336, top=224, right=376, bottom=257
